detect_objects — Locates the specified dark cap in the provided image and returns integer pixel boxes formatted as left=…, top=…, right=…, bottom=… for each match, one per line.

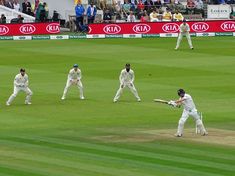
left=20, top=68, right=25, bottom=72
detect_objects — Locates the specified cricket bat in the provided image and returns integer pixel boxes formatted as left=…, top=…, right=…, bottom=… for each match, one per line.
left=153, top=99, right=169, bottom=104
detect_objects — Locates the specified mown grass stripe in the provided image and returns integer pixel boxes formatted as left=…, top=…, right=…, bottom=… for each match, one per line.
left=0, top=142, right=222, bottom=176
left=0, top=166, right=46, bottom=176
left=0, top=137, right=234, bottom=175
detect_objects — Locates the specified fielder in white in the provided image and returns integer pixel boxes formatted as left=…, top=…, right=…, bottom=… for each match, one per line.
left=61, top=64, right=84, bottom=100
left=168, top=89, right=208, bottom=137
left=175, top=19, right=194, bottom=50
left=6, top=68, right=33, bottom=106
left=113, top=64, right=141, bottom=102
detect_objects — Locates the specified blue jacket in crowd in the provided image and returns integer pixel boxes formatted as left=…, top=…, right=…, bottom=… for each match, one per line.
left=86, top=6, right=97, bottom=18
left=75, top=4, right=85, bottom=17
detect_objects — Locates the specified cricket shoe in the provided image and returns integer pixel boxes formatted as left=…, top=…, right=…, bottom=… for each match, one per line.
left=113, top=99, right=118, bottom=103
left=175, top=48, right=178, bottom=50
left=191, top=47, right=194, bottom=50
left=25, top=101, right=32, bottom=105
left=80, top=97, right=85, bottom=100
left=174, top=133, right=182, bottom=137
left=137, top=98, right=141, bottom=102
left=201, top=131, right=208, bottom=136
left=6, top=102, right=10, bottom=106
left=61, top=96, right=65, bottom=100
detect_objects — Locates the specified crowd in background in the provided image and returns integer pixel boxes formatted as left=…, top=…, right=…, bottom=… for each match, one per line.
left=0, top=0, right=50, bottom=23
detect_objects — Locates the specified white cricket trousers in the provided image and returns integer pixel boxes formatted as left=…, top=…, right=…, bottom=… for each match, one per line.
left=7, top=86, right=33, bottom=104
left=177, top=109, right=207, bottom=135
left=114, top=83, right=140, bottom=101
left=63, top=79, right=84, bottom=98
left=176, top=32, right=193, bottom=49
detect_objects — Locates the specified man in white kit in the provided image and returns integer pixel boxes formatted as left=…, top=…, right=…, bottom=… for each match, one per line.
left=168, top=89, right=208, bottom=137
left=175, top=19, right=194, bottom=50
left=6, top=68, right=33, bottom=106
left=113, top=63, right=141, bottom=102
left=61, top=64, right=84, bottom=100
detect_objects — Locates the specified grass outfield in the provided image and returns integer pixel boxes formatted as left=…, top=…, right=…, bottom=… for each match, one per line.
left=0, top=37, right=235, bottom=176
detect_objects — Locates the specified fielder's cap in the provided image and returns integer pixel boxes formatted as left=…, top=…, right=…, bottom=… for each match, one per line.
left=73, top=64, right=79, bottom=68
left=20, top=68, right=25, bottom=72
left=126, top=63, right=130, bottom=67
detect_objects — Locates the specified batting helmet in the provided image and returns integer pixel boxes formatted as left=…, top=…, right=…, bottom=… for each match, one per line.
left=177, top=89, right=185, bottom=96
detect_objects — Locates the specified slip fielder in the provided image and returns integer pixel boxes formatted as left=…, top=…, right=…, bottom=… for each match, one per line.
left=168, top=89, right=208, bottom=137
left=6, top=68, right=33, bottom=106
left=61, top=64, right=84, bottom=100
left=113, top=63, right=141, bottom=102
left=175, top=19, right=194, bottom=50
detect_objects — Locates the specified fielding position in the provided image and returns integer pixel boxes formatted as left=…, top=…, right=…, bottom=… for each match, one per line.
left=6, top=68, right=33, bottom=106
left=168, top=89, right=208, bottom=137
left=175, top=19, right=193, bottom=50
left=113, top=63, right=141, bottom=102
left=61, top=64, right=84, bottom=100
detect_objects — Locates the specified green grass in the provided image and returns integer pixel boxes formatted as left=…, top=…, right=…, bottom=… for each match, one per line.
left=0, top=37, right=235, bottom=176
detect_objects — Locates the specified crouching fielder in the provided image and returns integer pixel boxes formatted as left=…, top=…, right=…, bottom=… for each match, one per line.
left=169, top=89, right=207, bottom=137
left=175, top=19, right=193, bottom=50
left=6, top=68, right=33, bottom=106
left=113, top=63, right=141, bottom=102
left=61, top=64, right=84, bottom=100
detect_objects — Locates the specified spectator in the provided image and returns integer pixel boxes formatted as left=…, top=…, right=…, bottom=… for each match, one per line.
left=127, top=11, right=136, bottom=22
left=87, top=2, right=97, bottom=24
left=218, top=0, right=226, bottom=4
left=137, top=0, right=145, bottom=11
left=114, top=1, right=123, bottom=20
left=154, top=0, right=162, bottom=9
left=122, top=0, right=131, bottom=18
left=75, top=1, right=85, bottom=31
left=5, top=0, right=14, bottom=9
left=150, top=9, right=160, bottom=22
left=103, top=9, right=112, bottom=23
left=144, top=0, right=153, bottom=13
left=140, top=10, right=150, bottom=22
left=186, top=0, right=196, bottom=14
left=11, top=14, right=24, bottom=23
left=13, top=0, right=20, bottom=11
left=173, top=10, right=183, bottom=21
left=0, top=0, right=5, bottom=5
left=36, top=2, right=47, bottom=22
left=162, top=8, right=172, bottom=21
left=0, top=14, right=6, bottom=24
left=22, top=0, right=27, bottom=13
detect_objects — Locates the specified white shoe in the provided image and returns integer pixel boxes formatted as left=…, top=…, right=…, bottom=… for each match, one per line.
left=137, top=98, right=141, bottom=102
left=113, top=99, right=117, bottom=103
left=191, top=47, right=194, bottom=50
left=174, top=133, right=182, bottom=137
left=80, top=97, right=85, bottom=100
left=6, top=102, right=10, bottom=106
left=175, top=48, right=178, bottom=50
left=25, top=101, right=32, bottom=105
left=61, top=96, right=65, bottom=100
left=202, top=131, right=208, bottom=136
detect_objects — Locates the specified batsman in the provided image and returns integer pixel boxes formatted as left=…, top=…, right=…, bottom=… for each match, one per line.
left=169, top=89, right=208, bottom=137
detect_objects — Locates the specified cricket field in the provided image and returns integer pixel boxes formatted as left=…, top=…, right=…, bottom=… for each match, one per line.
left=0, top=37, right=234, bottom=176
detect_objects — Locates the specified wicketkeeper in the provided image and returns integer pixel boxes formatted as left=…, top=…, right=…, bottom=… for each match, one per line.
left=61, top=64, right=84, bottom=100
left=113, top=63, right=141, bottom=102
left=6, top=68, right=33, bottom=106
left=175, top=19, right=194, bottom=50
left=168, top=89, right=208, bottom=137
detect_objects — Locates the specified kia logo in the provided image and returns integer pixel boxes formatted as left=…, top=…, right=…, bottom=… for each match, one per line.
left=192, top=22, right=209, bottom=32
left=103, top=24, right=121, bottom=34
left=221, top=21, right=235, bottom=32
left=133, top=24, right=151, bottom=34
left=46, top=23, right=60, bottom=33
left=88, top=26, right=92, bottom=33
left=20, top=24, right=36, bottom=34
left=162, top=23, right=179, bottom=33
left=0, top=25, right=9, bottom=35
